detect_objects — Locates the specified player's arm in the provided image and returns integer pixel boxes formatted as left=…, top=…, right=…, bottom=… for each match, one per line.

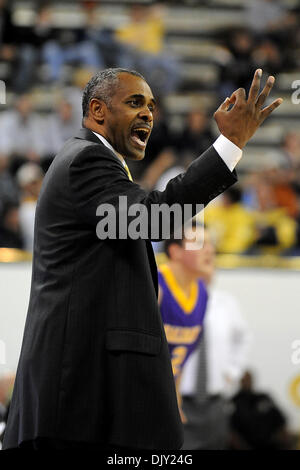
left=158, top=288, right=187, bottom=423
left=158, top=285, right=163, bottom=306
left=175, top=373, right=187, bottom=424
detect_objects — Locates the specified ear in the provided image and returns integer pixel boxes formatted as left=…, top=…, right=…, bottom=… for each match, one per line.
left=89, top=98, right=106, bottom=124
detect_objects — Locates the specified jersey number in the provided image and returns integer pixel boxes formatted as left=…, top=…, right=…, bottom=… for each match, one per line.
left=171, top=346, right=188, bottom=378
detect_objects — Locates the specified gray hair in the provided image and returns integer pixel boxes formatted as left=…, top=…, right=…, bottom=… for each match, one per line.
left=82, top=68, right=146, bottom=118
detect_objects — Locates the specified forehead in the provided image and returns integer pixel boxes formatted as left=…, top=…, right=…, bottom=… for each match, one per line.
left=183, top=227, right=210, bottom=246
left=114, top=73, right=154, bottom=101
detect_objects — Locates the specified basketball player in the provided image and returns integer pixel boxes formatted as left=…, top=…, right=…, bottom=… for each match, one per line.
left=158, top=225, right=214, bottom=422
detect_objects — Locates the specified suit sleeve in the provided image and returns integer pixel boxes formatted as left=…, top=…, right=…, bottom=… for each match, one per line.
left=68, top=143, right=237, bottom=238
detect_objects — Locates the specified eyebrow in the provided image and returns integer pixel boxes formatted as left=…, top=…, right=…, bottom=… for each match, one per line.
left=127, top=94, right=156, bottom=106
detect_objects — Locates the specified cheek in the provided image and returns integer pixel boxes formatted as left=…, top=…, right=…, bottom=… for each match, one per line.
left=183, top=252, right=200, bottom=270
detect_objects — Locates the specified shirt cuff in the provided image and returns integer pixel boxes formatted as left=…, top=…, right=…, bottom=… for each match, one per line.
left=213, top=134, right=243, bottom=172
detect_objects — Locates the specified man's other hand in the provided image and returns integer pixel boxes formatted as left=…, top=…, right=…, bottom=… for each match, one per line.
left=214, top=69, right=283, bottom=149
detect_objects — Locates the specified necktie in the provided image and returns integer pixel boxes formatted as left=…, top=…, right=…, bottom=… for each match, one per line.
left=124, top=161, right=133, bottom=182
left=195, top=331, right=207, bottom=403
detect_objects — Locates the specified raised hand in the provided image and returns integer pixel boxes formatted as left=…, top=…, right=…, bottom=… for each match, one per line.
left=214, top=69, right=283, bottom=149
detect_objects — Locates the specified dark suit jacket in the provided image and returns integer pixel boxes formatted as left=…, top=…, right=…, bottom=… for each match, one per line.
left=3, top=128, right=237, bottom=450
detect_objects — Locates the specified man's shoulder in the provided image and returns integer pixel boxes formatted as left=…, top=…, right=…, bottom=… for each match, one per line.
left=53, top=129, right=116, bottom=167
left=62, top=135, right=100, bottom=158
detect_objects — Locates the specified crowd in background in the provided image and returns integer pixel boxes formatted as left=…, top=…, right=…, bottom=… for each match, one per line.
left=0, top=0, right=300, bottom=254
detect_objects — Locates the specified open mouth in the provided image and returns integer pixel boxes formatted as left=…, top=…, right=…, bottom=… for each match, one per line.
left=130, top=127, right=150, bottom=149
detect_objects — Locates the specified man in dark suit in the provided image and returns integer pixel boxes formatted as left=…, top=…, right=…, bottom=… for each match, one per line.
left=3, top=67, right=281, bottom=450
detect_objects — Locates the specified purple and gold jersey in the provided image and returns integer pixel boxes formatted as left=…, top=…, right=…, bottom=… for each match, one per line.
left=158, top=264, right=208, bottom=380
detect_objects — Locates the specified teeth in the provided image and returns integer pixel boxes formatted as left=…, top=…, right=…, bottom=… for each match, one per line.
left=134, top=128, right=149, bottom=134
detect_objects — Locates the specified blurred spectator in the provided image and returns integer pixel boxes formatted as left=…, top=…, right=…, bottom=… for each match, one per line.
left=252, top=38, right=284, bottom=76
left=0, top=0, right=14, bottom=52
left=203, top=186, right=257, bottom=254
left=265, top=168, right=299, bottom=219
left=116, top=4, right=164, bottom=55
left=0, top=373, right=14, bottom=409
left=14, top=2, right=101, bottom=88
left=0, top=373, right=14, bottom=449
left=140, top=149, right=178, bottom=192
left=145, top=105, right=175, bottom=166
left=0, top=1, right=53, bottom=94
left=115, top=3, right=180, bottom=96
left=245, top=0, right=288, bottom=36
left=44, top=98, right=79, bottom=169
left=62, top=67, right=95, bottom=129
left=158, top=225, right=211, bottom=424
left=241, top=171, right=298, bottom=253
left=180, top=242, right=251, bottom=450
left=12, top=3, right=54, bottom=92
left=252, top=179, right=297, bottom=254
left=280, top=134, right=300, bottom=227
left=229, top=371, right=295, bottom=450
left=0, top=156, right=18, bottom=210
left=129, top=104, right=175, bottom=180
left=217, top=29, right=256, bottom=101
left=216, top=20, right=294, bottom=102
left=83, top=2, right=130, bottom=69
left=143, top=109, right=215, bottom=192
left=42, top=6, right=101, bottom=83
left=281, top=132, right=300, bottom=169
left=16, top=163, right=44, bottom=252
left=244, top=0, right=298, bottom=69
left=176, top=110, right=215, bottom=161
left=0, top=94, right=47, bottom=173
left=0, top=201, right=23, bottom=249
left=0, top=1, right=18, bottom=86
left=182, top=292, right=251, bottom=399
left=152, top=148, right=201, bottom=196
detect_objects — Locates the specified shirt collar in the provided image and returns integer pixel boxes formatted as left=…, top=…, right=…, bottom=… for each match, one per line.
left=92, top=131, right=126, bottom=167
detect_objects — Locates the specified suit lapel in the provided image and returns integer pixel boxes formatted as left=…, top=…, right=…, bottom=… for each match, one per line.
left=74, top=127, right=128, bottom=176
left=145, top=240, right=158, bottom=297
left=75, top=128, right=158, bottom=296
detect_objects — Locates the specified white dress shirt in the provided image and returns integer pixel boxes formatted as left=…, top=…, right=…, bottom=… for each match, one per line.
left=92, top=131, right=127, bottom=168
left=180, top=288, right=251, bottom=397
left=213, top=135, right=242, bottom=172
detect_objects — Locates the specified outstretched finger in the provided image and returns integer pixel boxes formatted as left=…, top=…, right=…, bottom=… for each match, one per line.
left=248, top=69, right=262, bottom=104
left=256, top=76, right=275, bottom=109
left=260, top=98, right=283, bottom=122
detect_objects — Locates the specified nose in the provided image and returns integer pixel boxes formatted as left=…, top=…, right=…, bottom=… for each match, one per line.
left=203, top=241, right=214, bottom=255
left=138, top=106, right=153, bottom=123
left=207, top=243, right=215, bottom=255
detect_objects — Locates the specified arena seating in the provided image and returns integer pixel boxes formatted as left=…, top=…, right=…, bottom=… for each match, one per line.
left=1, top=0, right=299, bottom=173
